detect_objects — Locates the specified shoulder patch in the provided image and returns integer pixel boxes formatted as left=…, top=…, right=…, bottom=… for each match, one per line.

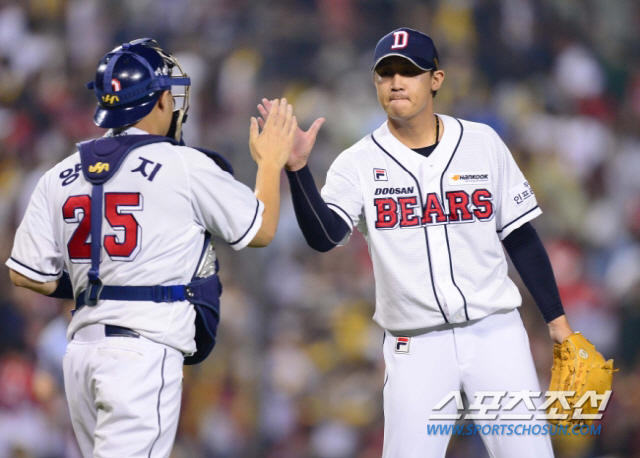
left=509, top=181, right=534, bottom=206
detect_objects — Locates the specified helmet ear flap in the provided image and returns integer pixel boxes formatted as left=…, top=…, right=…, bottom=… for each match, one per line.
left=167, top=109, right=188, bottom=142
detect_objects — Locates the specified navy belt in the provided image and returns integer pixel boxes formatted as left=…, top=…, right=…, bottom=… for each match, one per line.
left=105, top=325, right=139, bottom=338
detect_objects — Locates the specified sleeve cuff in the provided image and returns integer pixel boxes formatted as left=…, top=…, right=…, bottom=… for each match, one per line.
left=6, top=257, right=62, bottom=283
left=543, top=306, right=565, bottom=324
left=497, top=206, right=542, bottom=240
left=326, top=203, right=354, bottom=231
left=285, top=164, right=311, bottom=180
left=228, top=198, right=264, bottom=250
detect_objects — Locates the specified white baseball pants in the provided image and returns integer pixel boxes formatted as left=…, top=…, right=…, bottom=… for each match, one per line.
left=63, top=323, right=184, bottom=458
left=382, top=309, right=555, bottom=458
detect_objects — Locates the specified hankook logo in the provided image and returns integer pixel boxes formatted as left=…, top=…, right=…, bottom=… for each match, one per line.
left=450, top=173, right=490, bottom=185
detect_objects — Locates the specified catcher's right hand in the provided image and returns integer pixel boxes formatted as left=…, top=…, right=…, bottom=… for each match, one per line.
left=547, top=332, right=616, bottom=426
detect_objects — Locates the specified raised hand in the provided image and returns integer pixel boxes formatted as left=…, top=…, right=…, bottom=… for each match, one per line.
left=257, top=98, right=325, bottom=171
left=249, top=98, right=297, bottom=169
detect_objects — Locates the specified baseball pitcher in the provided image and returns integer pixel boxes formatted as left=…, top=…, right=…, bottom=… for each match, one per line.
left=259, top=28, right=615, bottom=457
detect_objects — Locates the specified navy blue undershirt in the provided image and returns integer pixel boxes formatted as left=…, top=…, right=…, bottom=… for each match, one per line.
left=501, top=223, right=564, bottom=322
left=286, top=165, right=348, bottom=252
left=412, top=143, right=438, bottom=158
left=47, top=271, right=74, bottom=299
left=285, top=164, right=565, bottom=323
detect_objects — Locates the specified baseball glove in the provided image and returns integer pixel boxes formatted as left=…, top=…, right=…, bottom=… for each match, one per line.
left=547, top=332, right=616, bottom=426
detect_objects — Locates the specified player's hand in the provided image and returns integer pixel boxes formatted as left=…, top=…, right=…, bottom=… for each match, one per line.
left=547, top=315, right=574, bottom=344
left=257, top=98, right=325, bottom=172
left=249, top=98, right=297, bottom=169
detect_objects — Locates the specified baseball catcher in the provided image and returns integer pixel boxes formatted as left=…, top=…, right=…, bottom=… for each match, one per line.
left=7, top=38, right=296, bottom=458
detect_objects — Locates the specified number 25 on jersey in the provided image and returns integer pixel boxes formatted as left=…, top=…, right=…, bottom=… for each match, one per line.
left=63, top=193, right=143, bottom=263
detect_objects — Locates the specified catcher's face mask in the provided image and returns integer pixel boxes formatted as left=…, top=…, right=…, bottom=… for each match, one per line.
left=156, top=43, right=191, bottom=142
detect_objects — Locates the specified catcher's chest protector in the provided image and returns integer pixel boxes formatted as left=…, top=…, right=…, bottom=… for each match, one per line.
left=77, top=134, right=229, bottom=365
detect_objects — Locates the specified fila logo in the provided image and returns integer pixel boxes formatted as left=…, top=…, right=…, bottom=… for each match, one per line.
left=102, top=94, right=120, bottom=105
left=391, top=31, right=409, bottom=49
left=89, top=162, right=110, bottom=173
left=395, top=336, right=410, bottom=353
left=374, top=168, right=388, bottom=181
left=111, top=78, right=121, bottom=92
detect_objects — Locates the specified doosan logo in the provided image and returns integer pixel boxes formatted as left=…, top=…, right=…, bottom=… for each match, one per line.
left=450, top=173, right=490, bottom=185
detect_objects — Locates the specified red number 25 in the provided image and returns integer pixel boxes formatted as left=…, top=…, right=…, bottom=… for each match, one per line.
left=62, top=193, right=143, bottom=263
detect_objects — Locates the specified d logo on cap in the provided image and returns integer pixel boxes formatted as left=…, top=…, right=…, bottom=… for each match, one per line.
left=391, top=31, right=409, bottom=49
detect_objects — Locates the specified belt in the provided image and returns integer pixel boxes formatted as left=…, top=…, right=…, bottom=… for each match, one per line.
left=72, top=323, right=140, bottom=341
left=105, top=325, right=139, bottom=338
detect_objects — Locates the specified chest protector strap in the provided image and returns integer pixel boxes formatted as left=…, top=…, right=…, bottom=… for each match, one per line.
left=76, top=134, right=232, bottom=365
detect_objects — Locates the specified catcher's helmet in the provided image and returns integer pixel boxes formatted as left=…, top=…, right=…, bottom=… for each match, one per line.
left=87, top=38, right=190, bottom=132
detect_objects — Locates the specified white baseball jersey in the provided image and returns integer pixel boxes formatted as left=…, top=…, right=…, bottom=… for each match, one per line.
left=7, top=127, right=263, bottom=354
left=321, top=115, right=541, bottom=331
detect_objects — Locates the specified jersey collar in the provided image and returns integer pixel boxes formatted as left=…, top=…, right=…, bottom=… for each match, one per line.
left=104, top=126, right=150, bottom=137
left=373, top=114, right=461, bottom=165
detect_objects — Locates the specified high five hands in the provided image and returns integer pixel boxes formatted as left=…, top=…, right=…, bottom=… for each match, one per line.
left=257, top=98, right=325, bottom=172
left=249, top=98, right=298, bottom=169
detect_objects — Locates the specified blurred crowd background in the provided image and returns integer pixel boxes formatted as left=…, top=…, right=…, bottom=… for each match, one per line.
left=0, top=0, right=639, bottom=457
